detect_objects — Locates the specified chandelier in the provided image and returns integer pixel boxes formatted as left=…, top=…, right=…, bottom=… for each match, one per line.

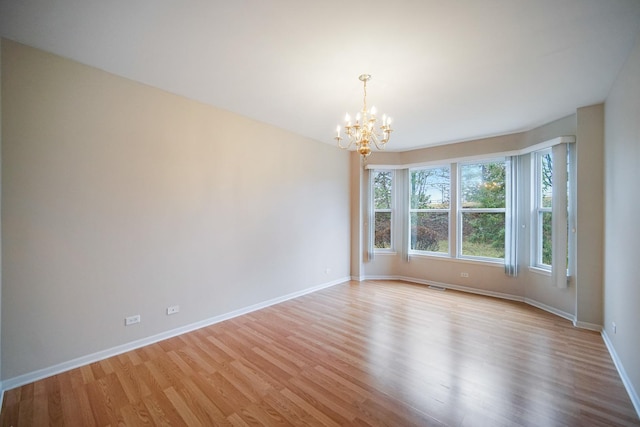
left=335, top=74, right=393, bottom=158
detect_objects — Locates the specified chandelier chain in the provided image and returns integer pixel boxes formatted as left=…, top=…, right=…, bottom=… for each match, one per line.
left=362, top=78, right=367, bottom=114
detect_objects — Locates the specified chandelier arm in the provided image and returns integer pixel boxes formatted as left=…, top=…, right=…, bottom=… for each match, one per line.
left=337, top=138, right=354, bottom=150
left=370, top=133, right=384, bottom=150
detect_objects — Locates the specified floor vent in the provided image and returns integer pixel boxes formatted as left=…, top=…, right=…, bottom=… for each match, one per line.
left=428, top=285, right=446, bottom=291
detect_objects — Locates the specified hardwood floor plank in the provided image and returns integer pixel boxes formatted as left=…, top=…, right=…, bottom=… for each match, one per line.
left=115, top=362, right=152, bottom=404
left=2, top=280, right=638, bottom=426
left=227, top=412, right=251, bottom=427
left=0, top=401, right=19, bottom=427
left=287, top=376, right=357, bottom=424
left=163, top=386, right=203, bottom=427
left=278, top=388, right=342, bottom=427
left=119, top=400, right=155, bottom=426
left=70, top=386, right=97, bottom=426
left=178, top=377, right=233, bottom=426
left=142, top=391, right=187, bottom=426
left=85, top=376, right=123, bottom=426
left=261, top=388, right=318, bottom=426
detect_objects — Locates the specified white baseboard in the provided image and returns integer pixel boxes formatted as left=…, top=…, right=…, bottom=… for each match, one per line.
left=524, top=298, right=576, bottom=324
left=1, top=277, right=350, bottom=392
left=363, top=274, right=524, bottom=302
left=573, top=320, right=603, bottom=332
left=416, top=277, right=524, bottom=302
left=363, top=274, right=584, bottom=326
left=602, top=330, right=640, bottom=419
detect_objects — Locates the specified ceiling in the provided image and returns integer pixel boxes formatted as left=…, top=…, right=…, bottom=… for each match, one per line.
left=1, top=0, right=640, bottom=151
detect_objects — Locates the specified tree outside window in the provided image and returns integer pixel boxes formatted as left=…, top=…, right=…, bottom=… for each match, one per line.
left=410, top=167, right=450, bottom=253
left=459, top=160, right=506, bottom=259
left=373, top=170, right=393, bottom=249
left=537, top=151, right=553, bottom=266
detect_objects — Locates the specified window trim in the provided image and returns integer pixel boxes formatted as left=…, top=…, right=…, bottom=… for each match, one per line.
left=408, top=165, right=452, bottom=256
left=457, top=158, right=507, bottom=262
left=371, top=169, right=395, bottom=252
left=532, top=149, right=552, bottom=270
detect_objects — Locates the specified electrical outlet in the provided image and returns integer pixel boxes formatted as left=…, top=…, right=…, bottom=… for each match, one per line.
left=612, top=322, right=617, bottom=334
left=125, top=314, right=141, bottom=326
left=167, top=305, right=180, bottom=315
left=460, top=272, right=469, bottom=278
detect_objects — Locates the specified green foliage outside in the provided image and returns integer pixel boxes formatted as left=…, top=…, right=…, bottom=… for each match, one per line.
left=373, top=171, right=392, bottom=210
left=410, top=168, right=449, bottom=253
left=375, top=212, right=391, bottom=248
left=373, top=162, right=517, bottom=259
left=540, top=153, right=553, bottom=265
left=460, top=162, right=506, bottom=258
left=373, top=171, right=392, bottom=248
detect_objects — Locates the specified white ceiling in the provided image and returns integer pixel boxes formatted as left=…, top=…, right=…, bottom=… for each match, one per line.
left=2, top=0, right=640, bottom=151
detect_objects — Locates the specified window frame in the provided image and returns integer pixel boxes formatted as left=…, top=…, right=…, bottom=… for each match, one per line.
left=457, top=158, right=507, bottom=263
left=371, top=169, right=395, bottom=252
left=532, top=149, right=553, bottom=270
left=408, top=165, right=451, bottom=256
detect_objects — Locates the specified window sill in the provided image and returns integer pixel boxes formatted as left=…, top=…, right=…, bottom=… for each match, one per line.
left=409, top=251, right=450, bottom=259
left=528, top=266, right=552, bottom=277
left=374, top=251, right=397, bottom=256
left=408, top=253, right=504, bottom=268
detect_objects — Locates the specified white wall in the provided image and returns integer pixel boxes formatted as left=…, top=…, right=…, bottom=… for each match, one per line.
left=604, top=33, right=640, bottom=411
left=1, top=39, right=351, bottom=380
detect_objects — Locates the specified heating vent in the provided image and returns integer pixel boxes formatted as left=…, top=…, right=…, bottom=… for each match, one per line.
left=428, top=285, right=446, bottom=291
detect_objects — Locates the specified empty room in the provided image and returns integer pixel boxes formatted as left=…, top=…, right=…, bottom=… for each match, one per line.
left=1, top=1, right=640, bottom=425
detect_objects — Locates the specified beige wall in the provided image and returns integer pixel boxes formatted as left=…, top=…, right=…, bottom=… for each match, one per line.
left=575, top=104, right=605, bottom=327
left=350, top=152, right=364, bottom=279
left=604, top=33, right=640, bottom=409
left=1, top=39, right=351, bottom=380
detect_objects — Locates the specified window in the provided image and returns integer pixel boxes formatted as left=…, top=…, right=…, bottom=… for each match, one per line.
left=459, top=160, right=506, bottom=260
left=409, top=167, right=450, bottom=254
left=534, top=150, right=553, bottom=268
left=372, top=170, right=393, bottom=250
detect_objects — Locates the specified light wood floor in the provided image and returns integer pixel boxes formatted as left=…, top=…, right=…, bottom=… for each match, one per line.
left=1, top=280, right=638, bottom=426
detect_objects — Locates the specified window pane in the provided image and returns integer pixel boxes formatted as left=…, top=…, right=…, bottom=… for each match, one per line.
left=374, top=212, right=391, bottom=249
left=411, top=212, right=448, bottom=253
left=373, top=171, right=393, bottom=209
left=541, top=153, right=553, bottom=208
left=541, top=212, right=552, bottom=265
left=460, top=162, right=506, bottom=208
left=410, top=168, right=450, bottom=209
left=461, top=212, right=505, bottom=258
